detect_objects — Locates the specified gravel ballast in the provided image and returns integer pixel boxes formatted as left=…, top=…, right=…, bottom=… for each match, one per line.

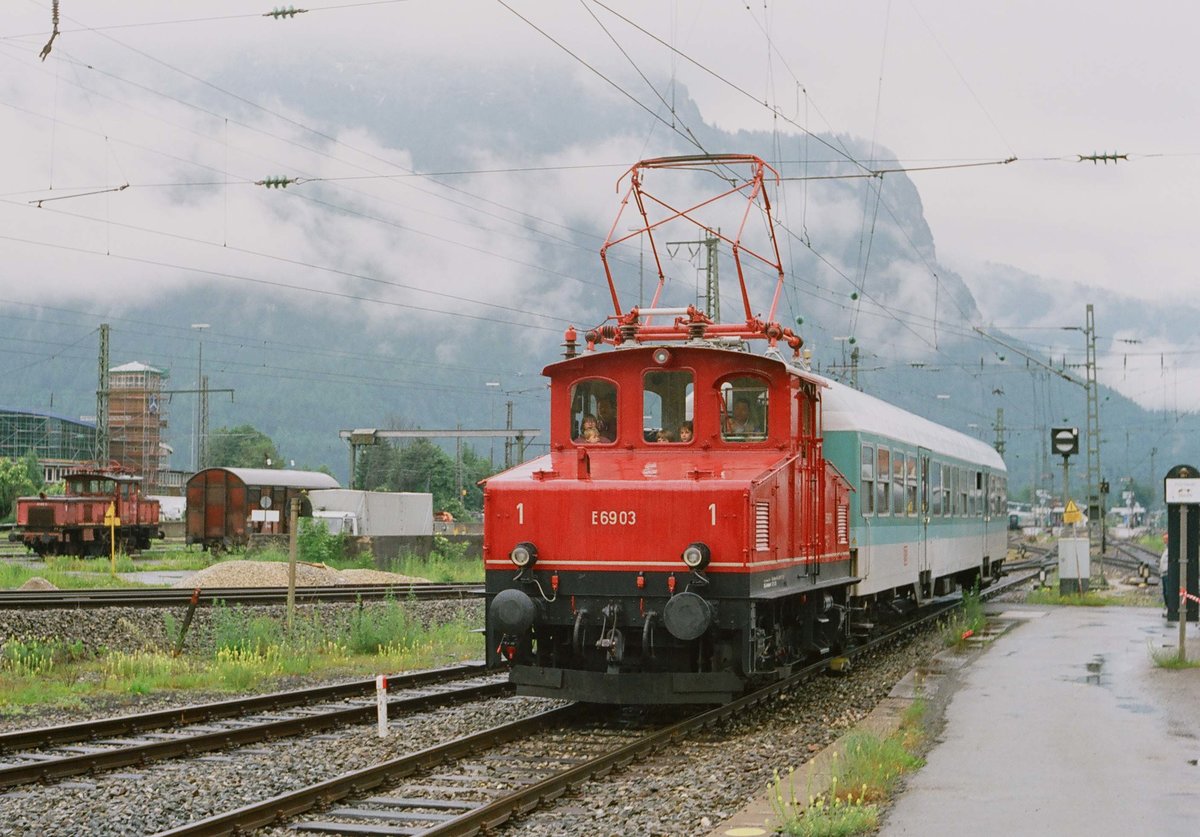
left=0, top=612, right=952, bottom=835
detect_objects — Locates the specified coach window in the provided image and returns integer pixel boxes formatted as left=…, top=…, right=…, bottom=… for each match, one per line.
left=861, top=443, right=875, bottom=515
left=643, top=370, right=694, bottom=443
left=719, top=376, right=769, bottom=442
left=975, top=471, right=984, bottom=517
left=892, top=451, right=905, bottom=515
left=876, top=447, right=890, bottom=515
left=930, top=460, right=943, bottom=516
left=942, top=464, right=952, bottom=517
left=950, top=467, right=959, bottom=516
left=959, top=467, right=969, bottom=516
left=907, top=456, right=919, bottom=516
left=568, top=379, right=618, bottom=444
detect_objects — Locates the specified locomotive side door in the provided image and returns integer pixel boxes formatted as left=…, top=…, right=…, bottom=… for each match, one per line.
left=918, top=447, right=931, bottom=583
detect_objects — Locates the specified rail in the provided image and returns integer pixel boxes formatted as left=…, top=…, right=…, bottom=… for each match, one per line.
left=0, top=582, right=483, bottom=609
left=0, top=665, right=505, bottom=789
left=155, top=582, right=1005, bottom=836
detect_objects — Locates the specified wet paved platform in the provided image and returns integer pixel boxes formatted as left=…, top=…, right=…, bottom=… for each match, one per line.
left=879, top=605, right=1200, bottom=837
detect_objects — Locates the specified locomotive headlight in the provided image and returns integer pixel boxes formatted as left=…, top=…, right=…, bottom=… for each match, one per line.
left=681, top=542, right=711, bottom=571
left=652, top=347, right=672, bottom=366
left=510, top=542, right=538, bottom=569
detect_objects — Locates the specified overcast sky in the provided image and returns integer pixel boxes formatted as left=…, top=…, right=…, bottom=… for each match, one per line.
left=3, top=1, right=1198, bottom=410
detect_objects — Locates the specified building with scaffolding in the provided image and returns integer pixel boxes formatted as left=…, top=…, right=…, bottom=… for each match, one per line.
left=0, top=408, right=96, bottom=483
left=108, top=361, right=169, bottom=487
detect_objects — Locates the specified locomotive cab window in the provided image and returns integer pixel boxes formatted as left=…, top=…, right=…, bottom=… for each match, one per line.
left=568, top=379, right=618, bottom=444
left=719, top=376, right=768, bottom=442
left=642, top=370, right=694, bottom=443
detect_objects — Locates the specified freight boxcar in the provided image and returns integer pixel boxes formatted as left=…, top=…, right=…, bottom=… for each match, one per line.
left=14, top=467, right=163, bottom=557
left=185, top=467, right=339, bottom=550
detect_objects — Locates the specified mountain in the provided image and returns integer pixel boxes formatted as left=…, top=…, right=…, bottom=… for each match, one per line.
left=3, top=55, right=1196, bottom=501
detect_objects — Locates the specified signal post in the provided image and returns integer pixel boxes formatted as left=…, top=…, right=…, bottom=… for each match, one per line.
left=1164, top=467, right=1199, bottom=662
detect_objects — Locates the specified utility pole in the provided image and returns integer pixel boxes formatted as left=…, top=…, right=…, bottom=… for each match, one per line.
left=455, top=422, right=463, bottom=501
left=993, top=407, right=1006, bottom=457
left=199, top=374, right=209, bottom=470
left=703, top=229, right=720, bottom=322
left=1084, top=304, right=1103, bottom=552
left=95, top=323, right=110, bottom=464
left=191, top=323, right=209, bottom=472
left=666, top=230, right=721, bottom=320
left=850, top=345, right=860, bottom=391
left=504, top=400, right=514, bottom=469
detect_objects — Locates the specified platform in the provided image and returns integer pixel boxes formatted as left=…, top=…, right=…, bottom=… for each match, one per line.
left=708, top=604, right=1200, bottom=837
left=879, top=605, right=1200, bottom=837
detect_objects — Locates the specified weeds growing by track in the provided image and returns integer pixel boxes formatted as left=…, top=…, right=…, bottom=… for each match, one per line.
left=771, top=699, right=927, bottom=836
left=941, top=586, right=986, bottom=648
left=0, top=599, right=481, bottom=712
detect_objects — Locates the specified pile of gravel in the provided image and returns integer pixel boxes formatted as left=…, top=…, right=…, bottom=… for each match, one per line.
left=171, top=560, right=428, bottom=588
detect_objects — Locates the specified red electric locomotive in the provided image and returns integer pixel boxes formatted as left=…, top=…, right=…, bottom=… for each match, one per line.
left=484, top=155, right=855, bottom=704
left=14, top=466, right=163, bottom=557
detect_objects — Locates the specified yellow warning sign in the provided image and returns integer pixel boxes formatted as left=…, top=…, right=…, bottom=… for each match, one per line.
left=103, top=502, right=120, bottom=527
left=1063, top=499, right=1083, bottom=524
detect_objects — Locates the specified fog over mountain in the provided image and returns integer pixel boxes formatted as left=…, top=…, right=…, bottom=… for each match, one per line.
left=4, top=53, right=1196, bottom=495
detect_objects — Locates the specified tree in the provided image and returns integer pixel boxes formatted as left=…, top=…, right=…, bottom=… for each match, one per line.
left=207, top=425, right=282, bottom=469
left=0, top=458, right=37, bottom=521
left=20, top=449, right=44, bottom=491
left=393, top=439, right=460, bottom=514
left=355, top=441, right=402, bottom=492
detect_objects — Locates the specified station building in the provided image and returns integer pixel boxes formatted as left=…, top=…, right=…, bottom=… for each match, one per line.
left=0, top=407, right=97, bottom=483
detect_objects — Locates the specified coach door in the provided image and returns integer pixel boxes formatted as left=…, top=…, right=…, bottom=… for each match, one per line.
left=918, top=448, right=931, bottom=581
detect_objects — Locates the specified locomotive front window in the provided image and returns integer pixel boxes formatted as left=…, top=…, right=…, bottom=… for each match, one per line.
left=642, top=370, right=694, bottom=443
left=719, top=376, right=768, bottom=442
left=568, top=379, right=618, bottom=444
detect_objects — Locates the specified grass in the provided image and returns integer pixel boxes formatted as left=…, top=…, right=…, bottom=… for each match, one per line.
left=0, top=561, right=148, bottom=590
left=392, top=550, right=483, bottom=583
left=1149, top=645, right=1200, bottom=669
left=771, top=699, right=927, bottom=836
left=0, top=599, right=482, bottom=712
left=1026, top=588, right=1131, bottom=607
left=942, top=586, right=987, bottom=648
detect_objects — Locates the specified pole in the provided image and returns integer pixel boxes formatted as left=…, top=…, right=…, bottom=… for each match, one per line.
left=504, top=401, right=514, bottom=470
left=1062, top=456, right=1070, bottom=511
left=376, top=674, right=388, bottom=738
left=287, top=495, right=299, bottom=632
left=1179, top=504, right=1187, bottom=663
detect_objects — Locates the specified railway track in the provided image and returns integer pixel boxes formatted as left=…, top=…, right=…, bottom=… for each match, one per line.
left=0, top=583, right=483, bottom=610
left=154, top=577, right=1031, bottom=837
left=0, top=664, right=504, bottom=790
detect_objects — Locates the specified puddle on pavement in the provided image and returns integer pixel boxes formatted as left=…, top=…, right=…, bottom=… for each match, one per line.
left=1060, top=654, right=1107, bottom=686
